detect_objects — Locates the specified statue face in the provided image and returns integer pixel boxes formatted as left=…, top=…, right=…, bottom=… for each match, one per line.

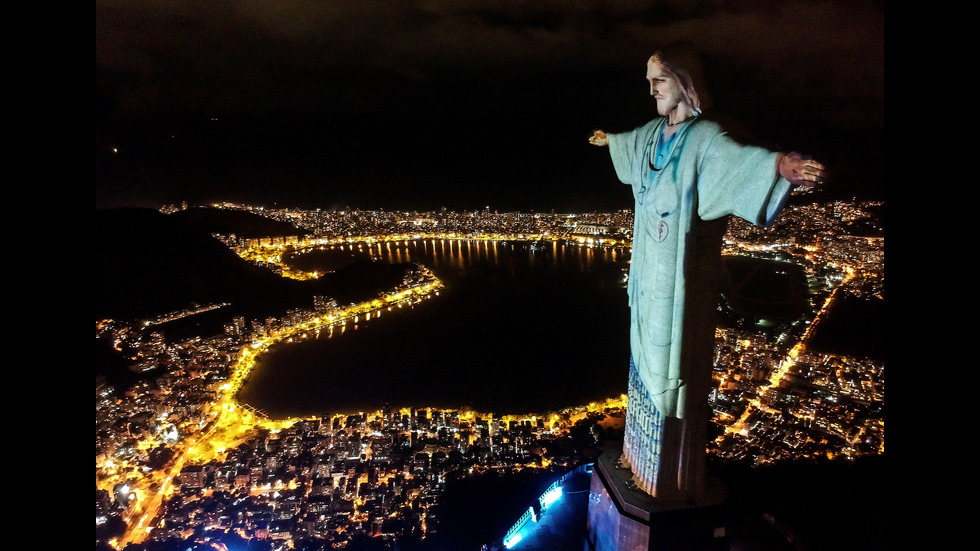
left=646, top=61, right=686, bottom=117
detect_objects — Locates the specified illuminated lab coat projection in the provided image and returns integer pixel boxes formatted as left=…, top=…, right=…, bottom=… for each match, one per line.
left=590, top=44, right=824, bottom=498
left=607, top=116, right=791, bottom=420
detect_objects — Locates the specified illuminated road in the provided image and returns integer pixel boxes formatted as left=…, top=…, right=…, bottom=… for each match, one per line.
left=110, top=268, right=445, bottom=548
left=724, top=268, right=855, bottom=438
left=116, top=400, right=229, bottom=547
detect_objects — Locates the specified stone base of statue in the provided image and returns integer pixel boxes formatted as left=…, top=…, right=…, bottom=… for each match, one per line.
left=585, top=447, right=729, bottom=551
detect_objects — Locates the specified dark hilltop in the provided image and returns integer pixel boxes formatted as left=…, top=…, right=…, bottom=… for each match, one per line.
left=96, top=207, right=415, bottom=332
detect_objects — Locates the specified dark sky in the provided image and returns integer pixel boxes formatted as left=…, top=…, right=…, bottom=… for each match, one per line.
left=96, top=0, right=884, bottom=213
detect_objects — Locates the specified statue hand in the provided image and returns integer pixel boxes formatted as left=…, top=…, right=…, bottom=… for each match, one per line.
left=779, top=152, right=826, bottom=189
left=589, top=130, right=608, bottom=147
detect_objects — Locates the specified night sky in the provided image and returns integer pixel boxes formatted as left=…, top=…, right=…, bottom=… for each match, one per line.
left=96, top=1, right=884, bottom=213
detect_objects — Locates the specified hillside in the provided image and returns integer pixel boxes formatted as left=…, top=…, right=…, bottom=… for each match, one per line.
left=95, top=207, right=411, bottom=328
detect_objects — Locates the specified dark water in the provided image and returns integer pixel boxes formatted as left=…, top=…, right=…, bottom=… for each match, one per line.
left=236, top=240, right=632, bottom=417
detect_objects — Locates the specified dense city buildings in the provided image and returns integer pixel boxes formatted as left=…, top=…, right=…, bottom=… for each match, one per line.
left=99, top=197, right=883, bottom=550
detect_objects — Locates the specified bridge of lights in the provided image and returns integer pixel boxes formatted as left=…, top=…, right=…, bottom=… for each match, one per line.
left=223, top=265, right=445, bottom=398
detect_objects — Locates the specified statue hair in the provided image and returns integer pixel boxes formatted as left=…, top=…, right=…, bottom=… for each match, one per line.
left=649, top=43, right=713, bottom=113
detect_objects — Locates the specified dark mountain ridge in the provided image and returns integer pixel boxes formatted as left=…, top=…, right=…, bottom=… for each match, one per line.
left=96, top=207, right=411, bottom=326
left=168, top=206, right=310, bottom=239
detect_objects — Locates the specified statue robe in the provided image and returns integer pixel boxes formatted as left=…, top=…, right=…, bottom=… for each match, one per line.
left=608, top=117, right=791, bottom=419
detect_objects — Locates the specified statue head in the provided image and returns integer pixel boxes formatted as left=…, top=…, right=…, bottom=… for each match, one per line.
left=648, top=43, right=712, bottom=115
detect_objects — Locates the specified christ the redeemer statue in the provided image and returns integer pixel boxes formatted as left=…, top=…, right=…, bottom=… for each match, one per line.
left=589, top=44, right=825, bottom=501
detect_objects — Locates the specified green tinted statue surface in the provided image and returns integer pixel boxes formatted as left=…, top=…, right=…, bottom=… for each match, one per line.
left=590, top=46, right=824, bottom=498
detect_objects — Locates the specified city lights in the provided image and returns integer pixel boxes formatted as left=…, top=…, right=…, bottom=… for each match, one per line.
left=98, top=200, right=882, bottom=550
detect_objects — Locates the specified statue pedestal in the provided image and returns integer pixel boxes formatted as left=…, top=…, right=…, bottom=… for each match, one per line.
left=586, top=448, right=729, bottom=551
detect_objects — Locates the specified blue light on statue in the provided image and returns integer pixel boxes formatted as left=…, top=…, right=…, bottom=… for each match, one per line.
left=503, top=533, right=523, bottom=549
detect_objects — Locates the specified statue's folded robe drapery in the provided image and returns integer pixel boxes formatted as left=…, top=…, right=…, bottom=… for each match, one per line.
left=608, top=117, right=792, bottom=419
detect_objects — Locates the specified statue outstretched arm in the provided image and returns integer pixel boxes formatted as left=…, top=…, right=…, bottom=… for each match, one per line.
left=777, top=152, right=826, bottom=189
left=588, top=130, right=609, bottom=147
